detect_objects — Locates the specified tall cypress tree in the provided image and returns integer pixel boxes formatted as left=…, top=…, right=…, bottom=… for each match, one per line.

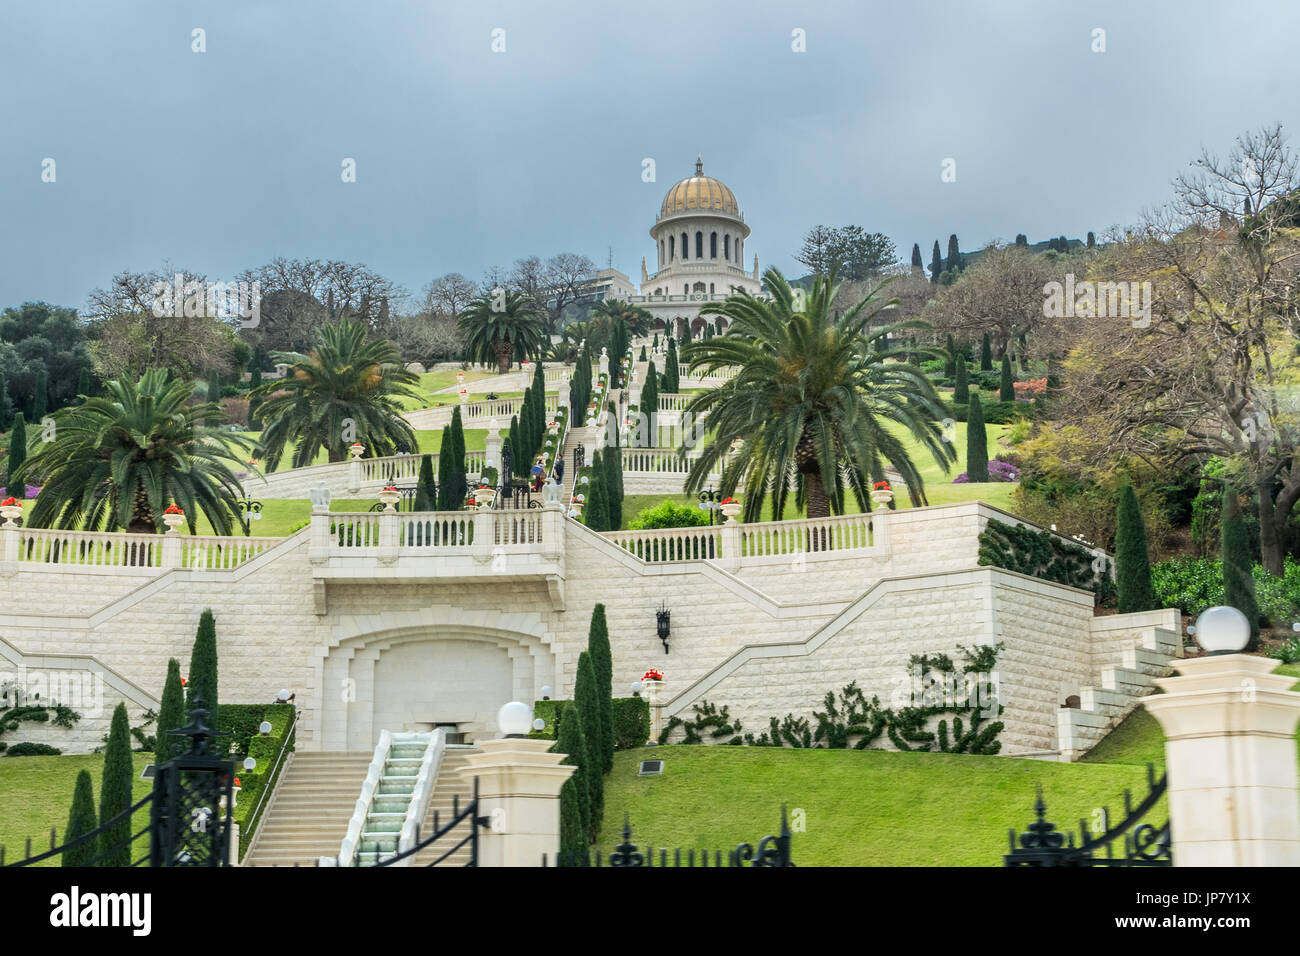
left=980, top=333, right=993, bottom=371
left=944, top=334, right=956, bottom=378
left=573, top=651, right=603, bottom=839
left=207, top=369, right=221, bottom=402
left=999, top=353, right=1015, bottom=402
left=553, top=701, right=590, bottom=865
left=76, top=367, right=91, bottom=402
left=605, top=426, right=623, bottom=529
left=587, top=604, right=615, bottom=773
left=947, top=234, right=962, bottom=273
left=186, top=609, right=220, bottom=753
left=1087, top=231, right=1097, bottom=249
left=1115, top=484, right=1157, bottom=613
left=437, top=425, right=455, bottom=508
left=954, top=356, right=970, bottom=404
left=585, top=449, right=610, bottom=531
left=98, top=703, right=133, bottom=867
left=7, top=412, right=26, bottom=498
left=665, top=338, right=680, bottom=393
left=507, top=414, right=523, bottom=479
left=63, top=769, right=98, bottom=867
left=911, top=243, right=923, bottom=271
left=155, top=658, right=185, bottom=767
left=930, top=240, right=943, bottom=284
left=639, top=361, right=658, bottom=448
left=449, top=406, right=467, bottom=506
left=1221, top=487, right=1260, bottom=650
left=415, top=454, right=437, bottom=511
left=966, top=394, right=989, bottom=482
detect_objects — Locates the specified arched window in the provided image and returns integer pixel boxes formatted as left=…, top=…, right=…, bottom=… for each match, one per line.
left=692, top=282, right=706, bottom=293
left=681, top=233, right=688, bottom=259
left=695, top=232, right=703, bottom=259
left=710, top=232, right=717, bottom=258
left=709, top=283, right=715, bottom=294
left=660, top=239, right=665, bottom=266
left=683, top=285, right=688, bottom=295
left=724, top=234, right=730, bottom=260
left=668, top=236, right=674, bottom=261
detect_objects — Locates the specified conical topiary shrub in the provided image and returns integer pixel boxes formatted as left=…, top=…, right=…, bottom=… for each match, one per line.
left=1115, top=484, right=1157, bottom=613
left=966, top=394, right=989, bottom=482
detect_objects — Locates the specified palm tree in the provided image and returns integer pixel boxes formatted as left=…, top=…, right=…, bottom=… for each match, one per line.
left=250, top=318, right=421, bottom=469
left=459, top=290, right=546, bottom=374
left=680, top=267, right=954, bottom=520
left=16, top=369, right=250, bottom=534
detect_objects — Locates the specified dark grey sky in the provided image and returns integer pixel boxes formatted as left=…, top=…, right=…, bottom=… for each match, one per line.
left=2, top=0, right=1297, bottom=311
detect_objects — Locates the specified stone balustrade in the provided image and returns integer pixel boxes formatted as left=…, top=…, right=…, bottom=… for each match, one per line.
left=2, top=525, right=279, bottom=572
left=658, top=393, right=691, bottom=412
left=404, top=395, right=559, bottom=431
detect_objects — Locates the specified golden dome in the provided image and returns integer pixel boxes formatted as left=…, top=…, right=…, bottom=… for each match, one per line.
left=659, top=156, right=739, bottom=218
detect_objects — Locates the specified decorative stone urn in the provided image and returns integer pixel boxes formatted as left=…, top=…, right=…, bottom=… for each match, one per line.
left=1, top=503, right=22, bottom=526
left=378, top=486, right=401, bottom=512
left=162, top=512, right=186, bottom=533
left=720, top=501, right=742, bottom=521
left=870, top=487, right=894, bottom=506
left=475, top=486, right=496, bottom=509
left=348, top=442, right=365, bottom=461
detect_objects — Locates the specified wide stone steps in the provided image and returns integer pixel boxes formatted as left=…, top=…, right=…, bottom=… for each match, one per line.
left=1058, top=623, right=1181, bottom=759
left=243, top=752, right=376, bottom=867
left=411, top=749, right=479, bottom=867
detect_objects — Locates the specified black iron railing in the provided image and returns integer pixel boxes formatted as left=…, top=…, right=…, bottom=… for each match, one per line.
left=546, top=810, right=795, bottom=867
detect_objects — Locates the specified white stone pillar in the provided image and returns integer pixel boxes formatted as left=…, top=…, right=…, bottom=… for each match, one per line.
left=308, top=511, right=331, bottom=565
left=484, top=418, right=502, bottom=473
left=458, top=738, right=575, bottom=867
left=719, top=519, right=741, bottom=573
left=1, top=522, right=18, bottom=564
left=1144, top=654, right=1300, bottom=866
left=161, top=529, right=183, bottom=569
left=376, top=510, right=398, bottom=566
left=347, top=457, right=362, bottom=494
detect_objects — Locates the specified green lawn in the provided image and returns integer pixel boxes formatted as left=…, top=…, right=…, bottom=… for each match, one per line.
left=394, top=370, right=497, bottom=409
left=597, top=663, right=1300, bottom=866
left=236, top=428, right=486, bottom=472
left=0, top=753, right=152, bottom=866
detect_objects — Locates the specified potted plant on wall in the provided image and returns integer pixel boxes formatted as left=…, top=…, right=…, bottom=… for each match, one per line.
left=378, top=485, right=401, bottom=511
left=719, top=496, right=741, bottom=521
left=162, top=503, right=185, bottom=532
left=870, top=481, right=893, bottom=506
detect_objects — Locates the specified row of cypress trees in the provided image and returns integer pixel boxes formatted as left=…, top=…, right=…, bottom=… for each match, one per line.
left=568, top=344, right=593, bottom=427
left=555, top=604, right=615, bottom=861
left=660, top=338, right=680, bottom=394
left=582, top=435, right=625, bottom=532
left=436, top=407, right=467, bottom=509
left=510, top=363, right=549, bottom=478
left=63, top=608, right=220, bottom=866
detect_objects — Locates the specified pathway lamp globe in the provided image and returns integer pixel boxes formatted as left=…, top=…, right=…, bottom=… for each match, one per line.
left=498, top=701, right=533, bottom=738
left=1193, top=605, right=1250, bottom=655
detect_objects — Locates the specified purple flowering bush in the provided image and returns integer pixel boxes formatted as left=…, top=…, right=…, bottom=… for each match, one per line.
left=953, top=459, right=1019, bottom=484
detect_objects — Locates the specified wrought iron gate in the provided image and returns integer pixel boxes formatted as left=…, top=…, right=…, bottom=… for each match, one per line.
left=1004, top=763, right=1171, bottom=866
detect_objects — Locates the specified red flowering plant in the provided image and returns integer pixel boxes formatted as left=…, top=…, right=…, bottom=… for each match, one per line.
left=0, top=497, right=18, bottom=507
left=164, top=504, right=183, bottom=515
left=873, top=481, right=891, bottom=491
left=720, top=497, right=736, bottom=504
left=642, top=668, right=664, bottom=683
left=382, top=485, right=398, bottom=492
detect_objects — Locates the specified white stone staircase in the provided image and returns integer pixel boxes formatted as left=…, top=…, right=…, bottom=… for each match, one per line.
left=242, top=752, right=373, bottom=866
left=411, top=747, right=480, bottom=866
left=1058, top=625, right=1182, bottom=760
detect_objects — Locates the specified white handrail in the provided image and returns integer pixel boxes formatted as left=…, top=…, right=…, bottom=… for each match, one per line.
left=394, top=729, right=446, bottom=865
left=334, top=729, right=392, bottom=867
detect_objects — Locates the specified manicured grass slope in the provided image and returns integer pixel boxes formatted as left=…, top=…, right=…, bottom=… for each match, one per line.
left=0, top=753, right=152, bottom=866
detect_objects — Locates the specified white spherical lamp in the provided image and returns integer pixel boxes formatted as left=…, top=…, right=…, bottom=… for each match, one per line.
left=497, top=701, right=533, bottom=737
left=1193, top=605, right=1250, bottom=655
left=532, top=718, right=547, bottom=732
left=258, top=721, right=272, bottom=735
left=243, top=757, right=257, bottom=771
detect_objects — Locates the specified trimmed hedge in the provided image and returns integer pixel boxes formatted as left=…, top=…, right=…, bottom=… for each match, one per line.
left=217, top=703, right=296, bottom=861
left=531, top=696, right=649, bottom=750
left=947, top=400, right=1031, bottom=425
left=978, top=517, right=1114, bottom=603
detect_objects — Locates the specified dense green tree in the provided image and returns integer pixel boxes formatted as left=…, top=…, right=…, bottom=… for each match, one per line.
left=508, top=414, right=524, bottom=479
left=944, top=334, right=956, bottom=378
left=664, top=338, right=680, bottom=393
left=1014, top=234, right=1028, bottom=247
left=638, top=361, right=658, bottom=448
left=63, top=769, right=98, bottom=867
left=1222, top=488, right=1260, bottom=650
left=436, top=425, right=455, bottom=508
left=980, top=333, right=993, bottom=371
left=584, top=449, right=611, bottom=531
left=186, top=609, right=220, bottom=752
left=459, top=289, right=545, bottom=374
left=795, top=225, right=897, bottom=280
left=98, top=703, right=133, bottom=867
left=0, top=371, right=11, bottom=427
left=1087, top=231, right=1097, bottom=248
left=17, top=373, right=248, bottom=534
left=553, top=701, right=589, bottom=864
left=415, top=453, right=437, bottom=511
left=573, top=651, right=603, bottom=839
left=946, top=234, right=962, bottom=273
left=32, top=368, right=47, bottom=421
left=681, top=267, right=953, bottom=519
left=448, top=406, right=467, bottom=507
left=911, top=243, right=924, bottom=271
left=999, top=354, right=1015, bottom=402
left=155, top=658, right=185, bottom=767
left=587, top=604, right=615, bottom=773
left=250, top=318, right=420, bottom=468
left=954, top=356, right=970, bottom=404
left=930, top=240, right=943, bottom=284
left=1115, top=484, right=1157, bottom=613
left=966, top=394, right=989, bottom=482
left=6, top=412, right=25, bottom=498
left=605, top=425, right=623, bottom=528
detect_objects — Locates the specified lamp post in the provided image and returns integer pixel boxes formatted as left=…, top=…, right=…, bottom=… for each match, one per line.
left=698, top=487, right=722, bottom=526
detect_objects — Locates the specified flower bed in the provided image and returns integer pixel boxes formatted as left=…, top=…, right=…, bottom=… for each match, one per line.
left=953, top=459, right=1020, bottom=483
